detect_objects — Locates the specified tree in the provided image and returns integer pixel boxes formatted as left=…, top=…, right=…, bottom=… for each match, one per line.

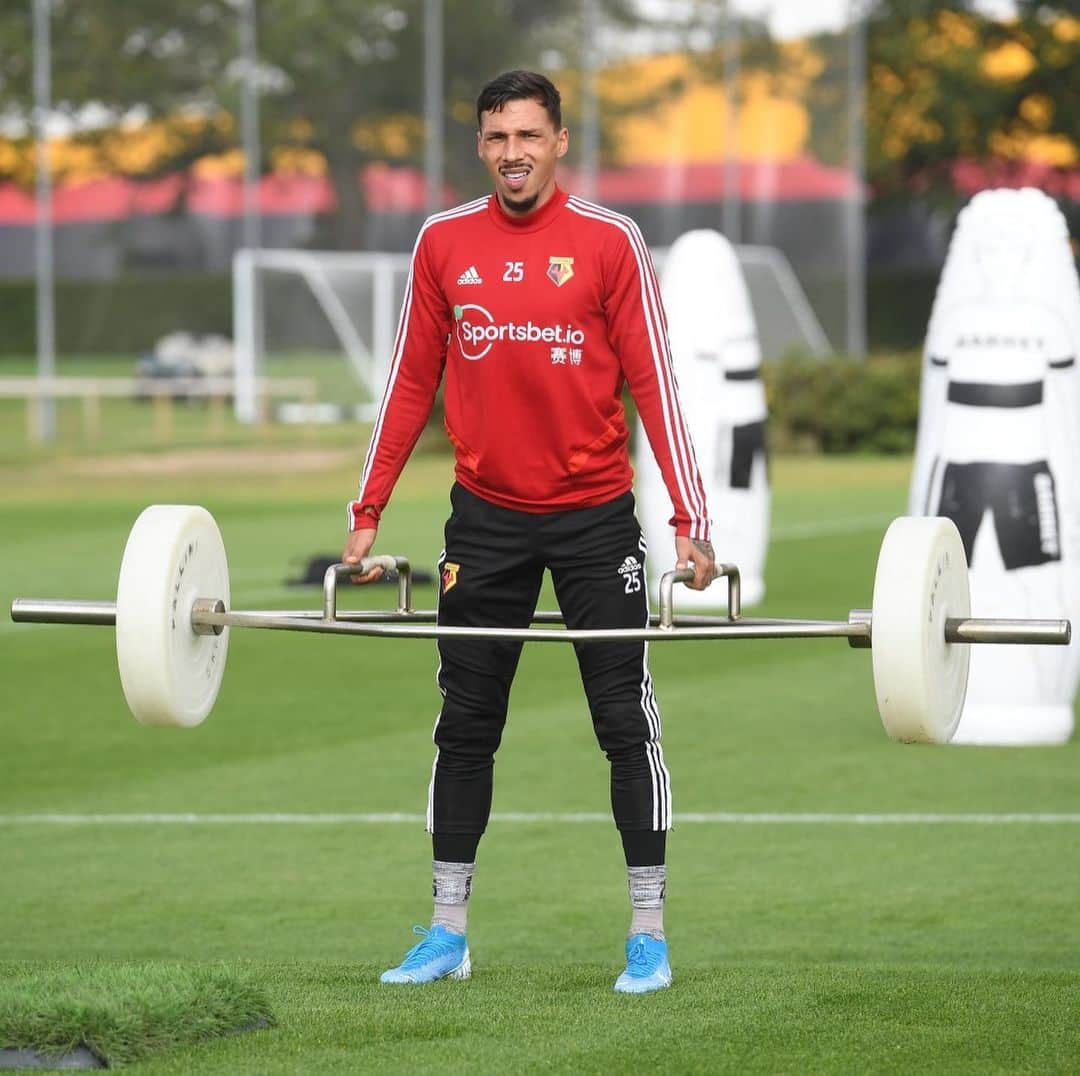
left=863, top=0, right=1078, bottom=203
left=0, top=0, right=650, bottom=248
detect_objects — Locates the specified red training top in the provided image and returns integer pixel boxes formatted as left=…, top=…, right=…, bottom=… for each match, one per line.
left=348, top=187, right=711, bottom=541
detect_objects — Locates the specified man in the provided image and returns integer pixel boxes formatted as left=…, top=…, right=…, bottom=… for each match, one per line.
left=343, top=70, right=716, bottom=994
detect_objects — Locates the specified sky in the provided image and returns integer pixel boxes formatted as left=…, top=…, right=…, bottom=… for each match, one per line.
left=613, top=0, right=1024, bottom=58
left=736, top=0, right=1019, bottom=39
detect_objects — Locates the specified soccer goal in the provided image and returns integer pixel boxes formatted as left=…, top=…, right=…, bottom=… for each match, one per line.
left=232, top=244, right=828, bottom=424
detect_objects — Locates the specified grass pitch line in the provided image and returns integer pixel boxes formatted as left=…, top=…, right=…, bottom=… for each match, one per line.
left=770, top=512, right=895, bottom=541
left=3, top=811, right=1080, bottom=825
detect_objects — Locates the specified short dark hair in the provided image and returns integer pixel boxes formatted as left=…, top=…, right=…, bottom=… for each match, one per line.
left=476, top=70, right=562, bottom=131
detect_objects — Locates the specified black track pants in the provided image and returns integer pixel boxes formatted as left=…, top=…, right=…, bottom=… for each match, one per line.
left=427, top=484, right=672, bottom=840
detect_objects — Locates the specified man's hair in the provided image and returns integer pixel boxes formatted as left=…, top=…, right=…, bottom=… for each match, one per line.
left=476, top=70, right=562, bottom=130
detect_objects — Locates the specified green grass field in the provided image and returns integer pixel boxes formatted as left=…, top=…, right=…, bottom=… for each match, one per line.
left=1, top=445, right=1078, bottom=1073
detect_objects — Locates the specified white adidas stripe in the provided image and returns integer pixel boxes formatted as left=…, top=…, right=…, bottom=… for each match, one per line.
left=566, top=197, right=710, bottom=542
left=427, top=548, right=448, bottom=833
left=358, top=197, right=489, bottom=498
left=635, top=531, right=665, bottom=830
left=567, top=198, right=706, bottom=539
left=638, top=533, right=671, bottom=830
left=2, top=813, right=1077, bottom=826
left=568, top=195, right=709, bottom=536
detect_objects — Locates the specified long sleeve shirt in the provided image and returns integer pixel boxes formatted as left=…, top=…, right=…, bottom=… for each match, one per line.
left=348, top=187, right=711, bottom=540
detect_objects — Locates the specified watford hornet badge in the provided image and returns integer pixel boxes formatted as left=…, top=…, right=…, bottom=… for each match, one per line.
left=547, top=256, right=575, bottom=287
left=442, top=562, right=460, bottom=594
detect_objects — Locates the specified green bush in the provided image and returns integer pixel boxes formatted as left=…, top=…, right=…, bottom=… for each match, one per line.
left=762, top=350, right=922, bottom=455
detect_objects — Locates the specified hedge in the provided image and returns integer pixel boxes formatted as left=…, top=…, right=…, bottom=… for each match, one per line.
left=762, top=349, right=922, bottom=454
left=0, top=275, right=232, bottom=356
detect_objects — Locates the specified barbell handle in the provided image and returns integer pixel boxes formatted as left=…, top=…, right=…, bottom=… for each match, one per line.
left=658, top=563, right=742, bottom=630
left=322, top=556, right=413, bottom=621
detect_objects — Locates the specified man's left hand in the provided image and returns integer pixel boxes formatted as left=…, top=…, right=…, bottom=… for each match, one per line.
left=675, top=535, right=718, bottom=591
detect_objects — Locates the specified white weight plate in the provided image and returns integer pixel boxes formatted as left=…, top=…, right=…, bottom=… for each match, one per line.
left=115, top=505, right=230, bottom=727
left=871, top=516, right=970, bottom=744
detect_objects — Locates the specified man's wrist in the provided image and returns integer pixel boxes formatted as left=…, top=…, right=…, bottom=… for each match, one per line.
left=347, top=500, right=381, bottom=533
left=673, top=523, right=711, bottom=542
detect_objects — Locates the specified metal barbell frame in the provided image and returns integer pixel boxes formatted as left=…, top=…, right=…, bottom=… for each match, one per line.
left=9, top=555, right=1072, bottom=649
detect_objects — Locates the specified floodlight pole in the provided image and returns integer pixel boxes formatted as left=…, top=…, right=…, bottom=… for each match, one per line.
left=239, top=0, right=261, bottom=253
left=424, top=0, right=444, bottom=214
left=33, top=0, right=56, bottom=442
left=845, top=0, right=867, bottom=360
left=722, top=0, right=741, bottom=244
left=580, top=0, right=599, bottom=201
left=234, top=0, right=263, bottom=424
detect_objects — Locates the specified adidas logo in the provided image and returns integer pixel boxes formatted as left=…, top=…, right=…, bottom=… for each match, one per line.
left=457, top=266, right=483, bottom=285
left=617, top=556, right=642, bottom=575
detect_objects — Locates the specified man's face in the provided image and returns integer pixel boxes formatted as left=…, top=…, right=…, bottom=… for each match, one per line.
left=477, top=96, right=568, bottom=216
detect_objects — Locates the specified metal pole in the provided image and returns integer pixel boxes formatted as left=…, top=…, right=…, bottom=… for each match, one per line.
left=423, top=0, right=444, bottom=214
left=236, top=0, right=263, bottom=423
left=845, top=0, right=867, bottom=359
left=232, top=249, right=257, bottom=423
left=372, top=255, right=395, bottom=395
left=239, top=0, right=261, bottom=252
left=33, top=0, right=55, bottom=442
left=580, top=0, right=599, bottom=201
left=722, top=0, right=741, bottom=243
left=9, top=597, right=1072, bottom=648
left=944, top=618, right=1072, bottom=646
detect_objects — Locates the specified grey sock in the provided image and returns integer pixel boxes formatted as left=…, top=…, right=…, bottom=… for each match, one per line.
left=431, top=859, right=474, bottom=936
left=627, top=863, right=666, bottom=940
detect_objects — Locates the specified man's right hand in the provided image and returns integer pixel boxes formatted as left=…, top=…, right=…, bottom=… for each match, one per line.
left=342, top=527, right=383, bottom=584
left=675, top=534, right=718, bottom=591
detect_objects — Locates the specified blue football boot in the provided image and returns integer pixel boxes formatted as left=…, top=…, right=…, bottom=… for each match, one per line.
left=614, top=933, right=672, bottom=994
left=379, top=924, right=471, bottom=984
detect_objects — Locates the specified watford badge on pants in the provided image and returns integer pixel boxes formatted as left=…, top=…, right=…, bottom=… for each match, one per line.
left=442, top=562, right=460, bottom=594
